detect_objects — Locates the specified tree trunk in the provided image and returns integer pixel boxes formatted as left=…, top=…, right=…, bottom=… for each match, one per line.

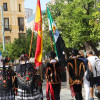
left=84, top=41, right=100, bottom=56
left=88, top=41, right=100, bottom=56
left=84, top=42, right=91, bottom=51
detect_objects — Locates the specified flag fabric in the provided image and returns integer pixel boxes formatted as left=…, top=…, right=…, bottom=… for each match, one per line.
left=47, top=7, right=66, bottom=67
left=34, top=0, right=43, bottom=67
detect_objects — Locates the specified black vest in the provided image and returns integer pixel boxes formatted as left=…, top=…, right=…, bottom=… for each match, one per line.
left=67, top=58, right=85, bottom=85
left=45, top=62, right=61, bottom=84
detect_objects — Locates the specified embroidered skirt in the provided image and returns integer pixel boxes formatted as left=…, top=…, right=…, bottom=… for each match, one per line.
left=0, top=91, right=15, bottom=100
left=17, top=87, right=43, bottom=100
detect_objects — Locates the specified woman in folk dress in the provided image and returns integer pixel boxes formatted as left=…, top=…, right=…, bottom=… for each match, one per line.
left=0, top=57, right=15, bottom=100
left=16, top=54, right=43, bottom=100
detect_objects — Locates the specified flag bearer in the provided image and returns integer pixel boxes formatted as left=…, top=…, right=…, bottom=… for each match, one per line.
left=45, top=51, right=61, bottom=100
left=16, top=54, right=43, bottom=100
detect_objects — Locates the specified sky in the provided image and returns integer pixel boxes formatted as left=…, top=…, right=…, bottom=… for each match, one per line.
left=24, top=0, right=50, bottom=13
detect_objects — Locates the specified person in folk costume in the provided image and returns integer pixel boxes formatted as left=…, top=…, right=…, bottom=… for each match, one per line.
left=0, top=57, right=16, bottom=100
left=16, top=54, right=43, bottom=100
left=67, top=48, right=85, bottom=100
left=78, top=50, right=90, bottom=100
left=45, top=51, right=61, bottom=100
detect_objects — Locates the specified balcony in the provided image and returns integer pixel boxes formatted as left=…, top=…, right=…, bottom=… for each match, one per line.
left=4, top=25, right=12, bottom=32
left=19, top=25, right=24, bottom=31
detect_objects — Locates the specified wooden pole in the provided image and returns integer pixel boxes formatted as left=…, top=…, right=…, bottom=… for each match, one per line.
left=29, top=31, right=34, bottom=59
left=28, top=2, right=37, bottom=59
left=51, top=38, right=53, bottom=51
left=40, top=65, right=43, bottom=80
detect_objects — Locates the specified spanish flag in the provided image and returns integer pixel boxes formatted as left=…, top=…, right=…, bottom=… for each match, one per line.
left=34, top=0, right=43, bottom=67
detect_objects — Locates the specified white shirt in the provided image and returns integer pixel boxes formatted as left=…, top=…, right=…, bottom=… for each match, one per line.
left=50, top=59, right=56, bottom=63
left=87, top=56, right=99, bottom=77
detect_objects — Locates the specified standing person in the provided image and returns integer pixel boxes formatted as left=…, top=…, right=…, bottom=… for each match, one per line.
left=78, top=50, right=90, bottom=100
left=86, top=50, right=100, bottom=100
left=67, top=48, right=85, bottom=100
left=45, top=51, right=61, bottom=100
left=0, top=57, right=16, bottom=100
left=16, top=54, right=43, bottom=100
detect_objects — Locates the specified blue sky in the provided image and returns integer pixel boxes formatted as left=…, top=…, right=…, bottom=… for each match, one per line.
left=24, top=0, right=50, bottom=13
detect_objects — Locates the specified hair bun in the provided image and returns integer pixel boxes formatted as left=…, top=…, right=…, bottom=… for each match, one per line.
left=1, top=57, right=10, bottom=63
left=20, top=54, right=28, bottom=61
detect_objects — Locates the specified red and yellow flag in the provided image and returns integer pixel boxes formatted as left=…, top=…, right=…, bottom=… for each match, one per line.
left=34, top=0, right=43, bottom=67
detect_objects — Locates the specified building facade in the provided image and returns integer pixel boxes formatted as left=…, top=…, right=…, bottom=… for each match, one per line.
left=25, top=15, right=34, bottom=31
left=0, top=0, right=26, bottom=44
left=25, top=8, right=34, bottom=31
left=25, top=8, right=33, bottom=19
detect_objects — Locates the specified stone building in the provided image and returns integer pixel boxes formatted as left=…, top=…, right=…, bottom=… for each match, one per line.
left=25, top=8, right=33, bottom=19
left=0, top=0, right=26, bottom=44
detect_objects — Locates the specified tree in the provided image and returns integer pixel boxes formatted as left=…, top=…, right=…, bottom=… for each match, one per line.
left=0, top=28, right=37, bottom=61
left=44, top=0, right=100, bottom=56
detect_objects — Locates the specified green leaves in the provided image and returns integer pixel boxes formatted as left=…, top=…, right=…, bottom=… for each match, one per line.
left=0, top=28, right=37, bottom=61
left=43, top=0, right=100, bottom=55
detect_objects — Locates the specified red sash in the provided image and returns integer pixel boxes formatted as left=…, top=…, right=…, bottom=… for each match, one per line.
left=46, top=83, right=55, bottom=100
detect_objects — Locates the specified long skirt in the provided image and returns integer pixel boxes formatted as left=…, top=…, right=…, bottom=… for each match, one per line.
left=0, top=91, right=15, bottom=100
left=17, top=87, right=43, bottom=100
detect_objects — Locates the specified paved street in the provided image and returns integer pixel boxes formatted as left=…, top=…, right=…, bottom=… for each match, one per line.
left=42, top=80, right=98, bottom=100
left=42, top=81, right=72, bottom=100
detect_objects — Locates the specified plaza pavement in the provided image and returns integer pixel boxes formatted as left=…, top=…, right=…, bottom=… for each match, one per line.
left=42, top=80, right=98, bottom=100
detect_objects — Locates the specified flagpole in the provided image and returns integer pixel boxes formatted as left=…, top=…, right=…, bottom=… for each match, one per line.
left=46, top=4, right=53, bottom=51
left=51, top=38, right=53, bottom=51
left=29, top=30, right=34, bottom=59
left=29, top=2, right=37, bottom=59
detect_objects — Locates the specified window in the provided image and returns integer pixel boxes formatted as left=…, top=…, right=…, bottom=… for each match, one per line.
left=18, top=17, right=24, bottom=31
left=5, top=36, right=11, bottom=44
left=18, top=4, right=21, bottom=12
left=18, top=17, right=24, bottom=26
left=3, top=3, right=7, bottom=11
left=4, top=18, right=9, bottom=30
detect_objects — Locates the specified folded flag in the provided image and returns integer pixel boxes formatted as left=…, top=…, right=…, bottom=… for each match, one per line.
left=34, top=0, right=43, bottom=67
left=47, top=7, right=66, bottom=67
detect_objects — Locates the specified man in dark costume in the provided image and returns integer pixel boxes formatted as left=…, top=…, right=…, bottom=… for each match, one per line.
left=67, top=49, right=85, bottom=100
left=45, top=51, right=61, bottom=100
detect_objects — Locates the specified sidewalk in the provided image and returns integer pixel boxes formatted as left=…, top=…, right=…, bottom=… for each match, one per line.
left=42, top=80, right=98, bottom=100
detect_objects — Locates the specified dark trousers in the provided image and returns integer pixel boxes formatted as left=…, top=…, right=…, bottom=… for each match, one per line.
left=73, top=84, right=82, bottom=100
left=46, top=83, right=61, bottom=100
left=52, top=84, right=61, bottom=100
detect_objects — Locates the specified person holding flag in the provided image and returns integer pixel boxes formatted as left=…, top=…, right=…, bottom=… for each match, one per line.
left=45, top=51, right=61, bottom=100
left=47, top=6, right=66, bottom=68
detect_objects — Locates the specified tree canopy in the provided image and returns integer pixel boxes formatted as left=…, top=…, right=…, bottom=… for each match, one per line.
left=0, top=28, right=37, bottom=61
left=43, top=0, right=100, bottom=56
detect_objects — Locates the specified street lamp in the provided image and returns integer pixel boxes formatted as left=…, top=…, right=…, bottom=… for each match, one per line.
left=1, top=6, right=5, bottom=51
